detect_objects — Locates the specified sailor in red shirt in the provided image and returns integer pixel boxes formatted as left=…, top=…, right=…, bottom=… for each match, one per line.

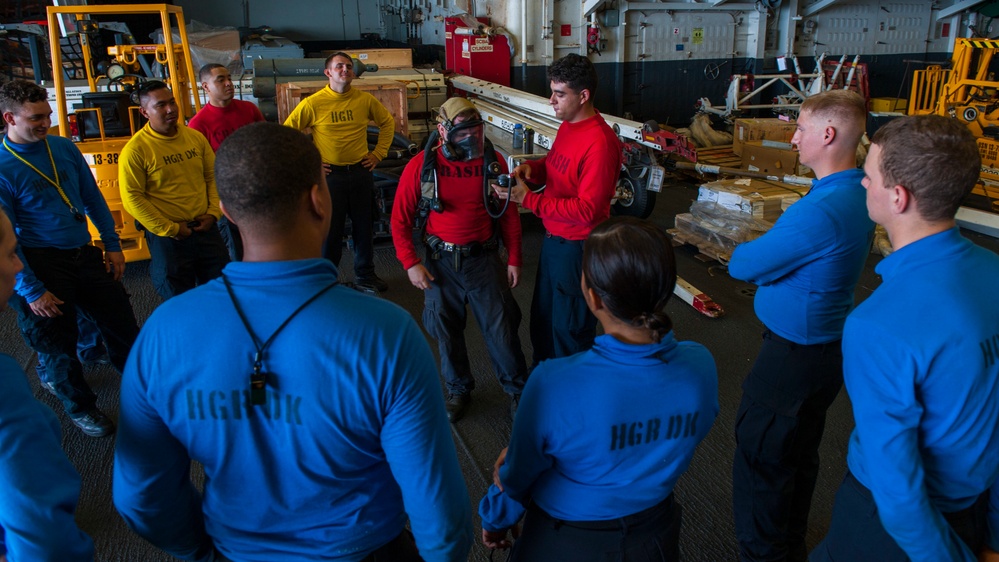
left=392, top=98, right=528, bottom=423
left=188, top=64, right=265, bottom=260
left=495, top=54, right=622, bottom=365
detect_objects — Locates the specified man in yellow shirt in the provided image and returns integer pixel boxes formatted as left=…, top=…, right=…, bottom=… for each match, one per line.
left=284, top=52, right=394, bottom=292
left=119, top=81, right=228, bottom=300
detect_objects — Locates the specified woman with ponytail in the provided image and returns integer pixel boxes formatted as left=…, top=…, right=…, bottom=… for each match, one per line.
left=478, top=216, right=719, bottom=561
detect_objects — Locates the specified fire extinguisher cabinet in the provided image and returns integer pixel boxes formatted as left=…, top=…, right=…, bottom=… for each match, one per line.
left=445, top=16, right=511, bottom=87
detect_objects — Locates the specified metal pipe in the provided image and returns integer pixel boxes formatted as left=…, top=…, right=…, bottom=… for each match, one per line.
left=521, top=0, right=530, bottom=87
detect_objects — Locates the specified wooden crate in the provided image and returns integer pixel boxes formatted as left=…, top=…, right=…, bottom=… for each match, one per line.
left=276, top=79, right=409, bottom=136
left=732, top=118, right=797, bottom=156
left=321, top=48, right=413, bottom=69
left=697, top=177, right=808, bottom=222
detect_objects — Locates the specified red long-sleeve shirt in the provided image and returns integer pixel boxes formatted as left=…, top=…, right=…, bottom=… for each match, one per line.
left=522, top=112, right=622, bottom=240
left=392, top=147, right=522, bottom=270
left=188, top=99, right=265, bottom=152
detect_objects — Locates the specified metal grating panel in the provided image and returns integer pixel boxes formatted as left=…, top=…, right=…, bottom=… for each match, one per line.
left=874, top=2, right=933, bottom=54
left=800, top=1, right=932, bottom=56
left=627, top=11, right=736, bottom=62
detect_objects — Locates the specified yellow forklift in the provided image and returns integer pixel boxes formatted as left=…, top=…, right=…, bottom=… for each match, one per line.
left=46, top=3, right=200, bottom=261
left=908, top=38, right=999, bottom=212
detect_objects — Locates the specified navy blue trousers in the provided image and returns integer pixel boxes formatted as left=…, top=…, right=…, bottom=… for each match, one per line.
left=144, top=226, right=229, bottom=301
left=11, top=244, right=139, bottom=415
left=509, top=495, right=681, bottom=562
left=325, top=166, right=376, bottom=279
left=810, top=471, right=987, bottom=561
left=732, top=330, right=844, bottom=562
left=529, top=234, right=595, bottom=366
left=423, top=249, right=527, bottom=396
left=218, top=216, right=243, bottom=262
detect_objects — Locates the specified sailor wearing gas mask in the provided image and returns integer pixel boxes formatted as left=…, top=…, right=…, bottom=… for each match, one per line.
left=391, top=97, right=528, bottom=423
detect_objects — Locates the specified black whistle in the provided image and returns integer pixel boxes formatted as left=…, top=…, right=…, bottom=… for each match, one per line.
left=250, top=372, right=267, bottom=406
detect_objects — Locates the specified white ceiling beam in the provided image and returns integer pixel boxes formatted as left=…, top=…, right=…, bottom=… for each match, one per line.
left=936, top=0, right=989, bottom=21
left=583, top=0, right=604, bottom=17
left=801, top=0, right=841, bottom=17
left=625, top=2, right=757, bottom=11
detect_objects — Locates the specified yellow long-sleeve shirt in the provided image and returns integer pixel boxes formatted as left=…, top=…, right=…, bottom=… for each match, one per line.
left=119, top=123, right=221, bottom=238
left=283, top=85, right=394, bottom=165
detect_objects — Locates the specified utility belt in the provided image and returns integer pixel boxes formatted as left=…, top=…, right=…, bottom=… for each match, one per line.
left=424, top=234, right=498, bottom=271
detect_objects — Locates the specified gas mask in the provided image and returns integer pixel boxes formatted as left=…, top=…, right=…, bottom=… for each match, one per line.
left=440, top=118, right=485, bottom=161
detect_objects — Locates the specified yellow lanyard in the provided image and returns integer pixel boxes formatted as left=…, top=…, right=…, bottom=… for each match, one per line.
left=2, top=136, right=83, bottom=221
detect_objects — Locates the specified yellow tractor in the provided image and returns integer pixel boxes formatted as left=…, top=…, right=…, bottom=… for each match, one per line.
left=46, top=3, right=200, bottom=261
left=909, top=37, right=999, bottom=211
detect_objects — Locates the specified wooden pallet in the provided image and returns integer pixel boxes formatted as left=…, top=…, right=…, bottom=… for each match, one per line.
left=668, top=227, right=732, bottom=265
left=694, top=144, right=742, bottom=168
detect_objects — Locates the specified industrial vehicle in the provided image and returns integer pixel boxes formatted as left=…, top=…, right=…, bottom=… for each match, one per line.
left=46, top=3, right=200, bottom=261
left=910, top=38, right=999, bottom=187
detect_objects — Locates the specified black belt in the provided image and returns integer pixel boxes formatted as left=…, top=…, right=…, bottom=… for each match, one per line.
left=530, top=493, right=675, bottom=531
left=425, top=235, right=498, bottom=257
left=326, top=162, right=366, bottom=173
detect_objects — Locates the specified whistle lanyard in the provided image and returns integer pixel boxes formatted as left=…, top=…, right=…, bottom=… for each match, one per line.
left=2, top=137, right=83, bottom=222
left=223, top=275, right=338, bottom=406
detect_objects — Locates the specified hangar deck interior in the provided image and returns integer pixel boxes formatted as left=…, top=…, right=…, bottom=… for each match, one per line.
left=2, top=180, right=997, bottom=561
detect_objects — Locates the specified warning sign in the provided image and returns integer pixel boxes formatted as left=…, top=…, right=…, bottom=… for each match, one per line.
left=693, top=28, right=704, bottom=45
left=979, top=139, right=999, bottom=167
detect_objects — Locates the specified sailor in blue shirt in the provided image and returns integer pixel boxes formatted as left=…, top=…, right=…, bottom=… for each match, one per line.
left=113, top=123, right=472, bottom=562
left=811, top=116, right=999, bottom=562
left=0, top=79, right=139, bottom=438
left=728, top=89, right=875, bottom=562
left=479, top=217, right=718, bottom=561
left=0, top=211, right=94, bottom=562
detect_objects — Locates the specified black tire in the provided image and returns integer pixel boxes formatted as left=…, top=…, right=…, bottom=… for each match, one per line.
left=612, top=176, right=657, bottom=218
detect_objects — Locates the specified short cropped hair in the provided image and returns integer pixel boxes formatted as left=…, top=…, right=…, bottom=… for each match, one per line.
left=325, top=52, right=352, bottom=70
left=799, top=89, right=867, bottom=144
left=215, top=122, right=322, bottom=230
left=135, top=80, right=170, bottom=106
left=0, top=79, right=47, bottom=115
left=547, top=53, right=598, bottom=97
left=199, top=63, right=226, bottom=82
left=583, top=216, right=677, bottom=343
left=871, top=115, right=980, bottom=222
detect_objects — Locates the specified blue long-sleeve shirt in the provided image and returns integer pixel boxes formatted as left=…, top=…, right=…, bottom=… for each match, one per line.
left=479, top=333, right=718, bottom=530
left=0, top=134, right=120, bottom=303
left=113, top=259, right=473, bottom=561
left=728, top=168, right=874, bottom=344
left=0, top=354, right=93, bottom=561
left=844, top=228, right=999, bottom=561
